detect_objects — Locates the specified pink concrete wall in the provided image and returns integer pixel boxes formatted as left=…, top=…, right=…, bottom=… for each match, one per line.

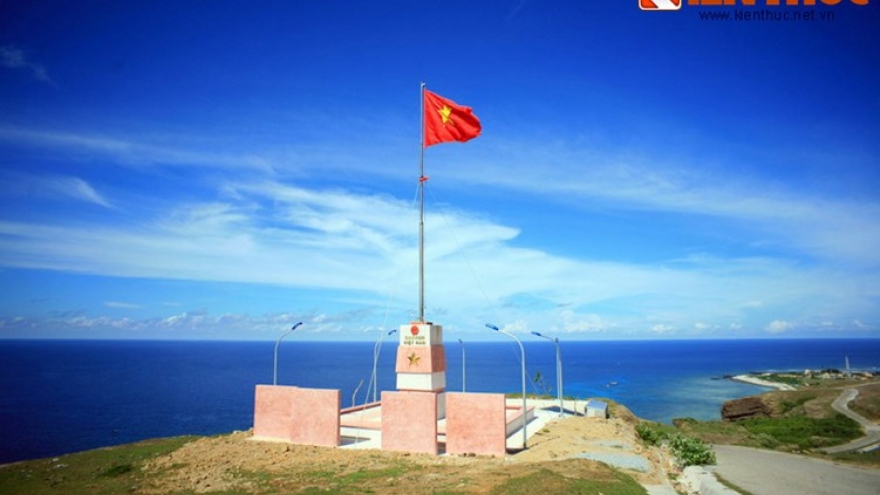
left=381, top=391, right=438, bottom=454
left=288, top=388, right=341, bottom=447
left=445, top=392, right=507, bottom=457
left=252, top=385, right=340, bottom=447
left=253, top=385, right=297, bottom=440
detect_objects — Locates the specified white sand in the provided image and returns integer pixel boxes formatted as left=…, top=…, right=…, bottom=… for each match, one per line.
left=731, top=374, right=797, bottom=391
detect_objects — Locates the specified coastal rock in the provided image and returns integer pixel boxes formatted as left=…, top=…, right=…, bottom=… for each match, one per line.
left=721, top=397, right=771, bottom=422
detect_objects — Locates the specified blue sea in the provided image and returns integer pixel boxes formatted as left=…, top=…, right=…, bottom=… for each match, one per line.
left=1, top=338, right=879, bottom=464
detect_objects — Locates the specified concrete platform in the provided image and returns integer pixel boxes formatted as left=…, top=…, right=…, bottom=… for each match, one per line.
left=338, top=397, right=585, bottom=453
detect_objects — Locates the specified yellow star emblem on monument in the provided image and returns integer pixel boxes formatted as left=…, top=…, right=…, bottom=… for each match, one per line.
left=407, top=352, right=421, bottom=367
left=438, top=105, right=454, bottom=125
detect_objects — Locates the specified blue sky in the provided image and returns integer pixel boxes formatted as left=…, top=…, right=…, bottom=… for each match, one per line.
left=0, top=1, right=878, bottom=341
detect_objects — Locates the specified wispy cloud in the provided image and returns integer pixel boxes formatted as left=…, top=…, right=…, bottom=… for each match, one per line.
left=104, top=301, right=141, bottom=309
left=0, top=172, right=112, bottom=208
left=0, top=177, right=874, bottom=338
left=0, top=126, right=274, bottom=172
left=0, top=45, right=54, bottom=85
left=0, top=126, right=876, bottom=338
left=0, top=309, right=384, bottom=340
left=439, top=139, right=880, bottom=267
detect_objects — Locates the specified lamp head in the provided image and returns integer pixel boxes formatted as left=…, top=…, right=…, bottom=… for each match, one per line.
left=291, top=322, right=303, bottom=330
left=388, top=329, right=397, bottom=336
left=485, top=323, right=499, bottom=331
left=531, top=331, right=542, bottom=337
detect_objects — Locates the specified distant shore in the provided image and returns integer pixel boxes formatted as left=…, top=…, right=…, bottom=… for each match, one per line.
left=730, top=374, right=797, bottom=391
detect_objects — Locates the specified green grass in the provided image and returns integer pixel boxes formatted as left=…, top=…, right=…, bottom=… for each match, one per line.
left=829, top=448, right=880, bottom=467
left=779, top=395, right=815, bottom=414
left=489, top=468, right=647, bottom=495
left=739, top=413, right=862, bottom=450
left=0, top=436, right=196, bottom=495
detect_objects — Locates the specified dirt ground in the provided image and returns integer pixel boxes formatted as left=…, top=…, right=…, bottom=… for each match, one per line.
left=139, top=409, right=675, bottom=494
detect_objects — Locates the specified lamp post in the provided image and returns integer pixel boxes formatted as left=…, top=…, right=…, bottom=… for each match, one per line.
left=486, top=323, right=527, bottom=449
left=273, top=322, right=303, bottom=386
left=458, top=339, right=466, bottom=392
left=532, top=331, right=563, bottom=417
left=371, top=329, right=397, bottom=403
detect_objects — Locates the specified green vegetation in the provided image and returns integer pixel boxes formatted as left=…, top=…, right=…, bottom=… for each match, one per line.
left=635, top=422, right=715, bottom=467
left=0, top=436, right=195, bottom=495
left=739, top=413, right=862, bottom=450
left=489, top=467, right=647, bottom=495
left=669, top=435, right=716, bottom=467
left=849, top=383, right=880, bottom=422
left=635, top=422, right=673, bottom=446
left=779, top=395, right=815, bottom=414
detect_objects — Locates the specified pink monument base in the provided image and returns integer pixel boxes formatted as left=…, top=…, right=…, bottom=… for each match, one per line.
left=380, top=390, right=439, bottom=454
left=253, top=385, right=341, bottom=447
left=445, top=392, right=507, bottom=456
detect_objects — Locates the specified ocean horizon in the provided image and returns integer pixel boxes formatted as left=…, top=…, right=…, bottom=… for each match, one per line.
left=2, top=338, right=879, bottom=464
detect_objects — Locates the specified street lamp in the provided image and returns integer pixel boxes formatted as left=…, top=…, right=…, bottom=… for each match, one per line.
left=371, top=329, right=397, bottom=403
left=273, top=322, right=303, bottom=385
left=486, top=323, right=528, bottom=449
left=532, top=331, right=563, bottom=417
left=458, top=339, right=466, bottom=392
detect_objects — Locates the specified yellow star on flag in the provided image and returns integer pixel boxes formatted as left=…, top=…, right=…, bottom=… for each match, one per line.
left=407, top=352, right=421, bottom=367
left=438, top=105, right=454, bottom=125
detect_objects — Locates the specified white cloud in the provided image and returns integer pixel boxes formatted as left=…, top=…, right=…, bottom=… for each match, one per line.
left=439, top=140, right=880, bottom=268
left=0, top=126, right=273, bottom=172
left=104, top=301, right=141, bottom=309
left=0, top=175, right=876, bottom=339
left=767, top=320, right=793, bottom=334
left=49, top=176, right=113, bottom=208
left=0, top=45, right=54, bottom=85
left=651, top=324, right=676, bottom=334
left=0, top=126, right=877, bottom=339
left=0, top=172, right=112, bottom=208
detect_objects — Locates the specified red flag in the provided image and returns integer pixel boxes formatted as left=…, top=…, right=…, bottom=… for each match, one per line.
left=423, top=89, right=481, bottom=147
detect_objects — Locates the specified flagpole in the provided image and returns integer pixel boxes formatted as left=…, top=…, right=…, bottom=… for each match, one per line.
left=418, top=82, right=426, bottom=323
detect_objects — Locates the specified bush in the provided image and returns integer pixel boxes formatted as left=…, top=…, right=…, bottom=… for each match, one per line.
left=753, top=432, right=780, bottom=449
left=635, top=423, right=667, bottom=446
left=637, top=423, right=715, bottom=467
left=669, top=434, right=716, bottom=467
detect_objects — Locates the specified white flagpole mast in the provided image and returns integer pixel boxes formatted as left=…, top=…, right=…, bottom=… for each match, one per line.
left=419, top=82, right=426, bottom=323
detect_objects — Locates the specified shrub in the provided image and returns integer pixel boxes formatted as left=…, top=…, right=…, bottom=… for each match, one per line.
left=636, top=423, right=667, bottom=446
left=637, top=422, right=715, bottom=467
left=669, top=434, right=716, bottom=467
left=754, top=432, right=780, bottom=449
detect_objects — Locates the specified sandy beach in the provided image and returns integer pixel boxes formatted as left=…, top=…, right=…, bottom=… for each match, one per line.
left=730, top=374, right=797, bottom=391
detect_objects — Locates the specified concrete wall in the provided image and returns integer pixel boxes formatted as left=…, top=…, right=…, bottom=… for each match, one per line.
left=253, top=385, right=297, bottom=440
left=445, top=392, right=507, bottom=457
left=380, top=390, right=438, bottom=454
left=253, top=385, right=341, bottom=447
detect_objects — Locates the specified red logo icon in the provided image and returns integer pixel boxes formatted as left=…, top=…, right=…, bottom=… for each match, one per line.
left=410, top=325, right=419, bottom=336
left=640, top=0, right=681, bottom=10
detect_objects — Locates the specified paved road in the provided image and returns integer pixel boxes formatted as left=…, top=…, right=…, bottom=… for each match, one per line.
left=822, top=388, right=880, bottom=454
left=713, top=445, right=880, bottom=495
